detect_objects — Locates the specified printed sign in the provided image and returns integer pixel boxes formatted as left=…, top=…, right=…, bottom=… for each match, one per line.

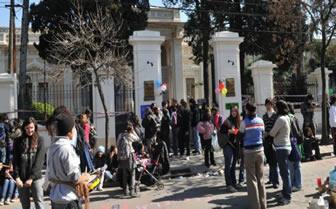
left=140, top=104, right=151, bottom=119
left=144, top=80, right=155, bottom=101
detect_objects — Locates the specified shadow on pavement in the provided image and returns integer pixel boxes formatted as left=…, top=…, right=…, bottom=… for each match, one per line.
left=152, top=185, right=225, bottom=202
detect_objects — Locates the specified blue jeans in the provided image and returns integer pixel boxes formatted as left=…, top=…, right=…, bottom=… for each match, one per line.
left=13, top=186, right=18, bottom=199
left=223, top=145, right=237, bottom=186
left=276, top=149, right=292, bottom=200
left=0, top=179, right=15, bottom=201
left=0, top=147, right=6, bottom=163
left=289, top=160, right=302, bottom=189
left=269, top=163, right=279, bottom=185
left=192, top=127, right=201, bottom=152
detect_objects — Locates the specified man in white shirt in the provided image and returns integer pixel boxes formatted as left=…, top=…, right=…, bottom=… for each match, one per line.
left=329, top=96, right=336, bottom=155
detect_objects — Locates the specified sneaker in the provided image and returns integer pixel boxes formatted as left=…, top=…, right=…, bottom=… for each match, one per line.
left=292, top=187, right=301, bottom=192
left=97, top=188, right=104, bottom=192
left=228, top=186, right=238, bottom=193
left=0, top=202, right=3, bottom=206
left=236, top=183, right=244, bottom=189
left=10, top=198, right=19, bottom=203
left=4, top=200, right=10, bottom=205
left=130, top=190, right=139, bottom=198
left=279, top=198, right=290, bottom=205
left=211, top=162, right=217, bottom=166
left=273, top=184, right=279, bottom=189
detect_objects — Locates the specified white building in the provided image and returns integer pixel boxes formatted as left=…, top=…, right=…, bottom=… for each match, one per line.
left=0, top=7, right=204, bottom=142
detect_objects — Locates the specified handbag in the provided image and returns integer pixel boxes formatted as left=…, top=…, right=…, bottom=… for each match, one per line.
left=288, top=137, right=301, bottom=162
left=217, top=131, right=229, bottom=149
left=211, top=131, right=221, bottom=152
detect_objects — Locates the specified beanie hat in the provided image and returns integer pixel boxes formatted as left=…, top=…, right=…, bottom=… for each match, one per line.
left=97, top=146, right=105, bottom=153
left=55, top=113, right=75, bottom=136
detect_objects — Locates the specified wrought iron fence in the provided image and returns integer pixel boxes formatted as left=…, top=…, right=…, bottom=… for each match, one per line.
left=274, top=79, right=318, bottom=107
left=114, top=86, right=134, bottom=138
left=21, top=83, right=92, bottom=121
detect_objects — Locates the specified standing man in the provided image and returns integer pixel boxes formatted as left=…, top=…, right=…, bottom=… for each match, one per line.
left=47, top=113, right=90, bottom=209
left=301, top=94, right=316, bottom=137
left=239, top=103, right=266, bottom=209
left=329, top=95, right=336, bottom=155
left=263, top=98, right=279, bottom=189
left=189, top=99, right=201, bottom=155
left=179, top=100, right=191, bottom=157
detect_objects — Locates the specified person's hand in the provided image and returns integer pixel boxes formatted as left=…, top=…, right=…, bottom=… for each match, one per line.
left=24, top=179, right=33, bottom=187
left=228, top=129, right=234, bottom=134
left=16, top=178, right=24, bottom=188
left=5, top=170, right=11, bottom=178
left=78, top=173, right=90, bottom=184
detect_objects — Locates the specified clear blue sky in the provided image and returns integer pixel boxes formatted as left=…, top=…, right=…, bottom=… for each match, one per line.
left=0, top=0, right=186, bottom=27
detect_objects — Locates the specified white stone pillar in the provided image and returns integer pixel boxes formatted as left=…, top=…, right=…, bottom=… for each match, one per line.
left=307, top=67, right=333, bottom=102
left=210, top=31, right=244, bottom=117
left=92, top=76, right=116, bottom=146
left=173, top=38, right=185, bottom=101
left=250, top=60, right=277, bottom=115
left=129, top=30, right=165, bottom=118
left=0, top=73, right=17, bottom=119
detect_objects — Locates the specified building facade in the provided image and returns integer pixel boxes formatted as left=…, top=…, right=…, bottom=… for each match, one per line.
left=0, top=8, right=204, bottom=140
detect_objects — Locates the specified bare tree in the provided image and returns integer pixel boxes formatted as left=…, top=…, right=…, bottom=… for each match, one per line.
left=47, top=2, right=132, bottom=148
left=302, top=0, right=336, bottom=143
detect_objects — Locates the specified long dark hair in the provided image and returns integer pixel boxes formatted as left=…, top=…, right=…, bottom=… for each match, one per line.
left=22, top=117, right=39, bottom=149
left=276, top=100, right=289, bottom=116
left=202, top=112, right=211, bottom=122
left=229, top=106, right=241, bottom=128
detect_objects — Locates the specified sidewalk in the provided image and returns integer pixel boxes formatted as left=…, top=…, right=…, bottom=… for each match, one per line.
left=3, top=145, right=335, bottom=209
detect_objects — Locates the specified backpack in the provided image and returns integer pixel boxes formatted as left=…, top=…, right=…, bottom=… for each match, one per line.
left=289, top=114, right=303, bottom=144
left=0, top=123, right=6, bottom=147
left=117, top=133, right=132, bottom=160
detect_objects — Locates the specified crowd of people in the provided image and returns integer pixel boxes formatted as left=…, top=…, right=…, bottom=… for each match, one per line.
left=0, top=94, right=333, bottom=209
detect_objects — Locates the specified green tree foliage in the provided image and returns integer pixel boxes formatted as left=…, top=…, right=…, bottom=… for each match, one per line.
left=302, top=0, right=336, bottom=143
left=163, top=0, right=307, bottom=96
left=164, top=0, right=214, bottom=102
left=307, top=40, right=336, bottom=73
left=30, top=0, right=149, bottom=61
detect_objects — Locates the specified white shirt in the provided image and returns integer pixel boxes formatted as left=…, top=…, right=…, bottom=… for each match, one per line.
left=329, top=105, right=336, bottom=128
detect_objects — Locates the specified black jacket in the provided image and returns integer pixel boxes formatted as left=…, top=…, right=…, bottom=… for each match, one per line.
left=179, top=108, right=191, bottom=131
left=142, top=114, right=159, bottom=139
left=13, top=135, right=46, bottom=181
left=190, top=106, right=200, bottom=127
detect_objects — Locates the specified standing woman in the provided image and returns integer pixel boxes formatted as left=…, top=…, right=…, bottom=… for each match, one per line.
left=220, top=107, right=241, bottom=193
left=263, top=98, right=279, bottom=189
left=197, top=112, right=215, bottom=168
left=269, top=100, right=292, bottom=205
left=13, top=117, right=46, bottom=209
